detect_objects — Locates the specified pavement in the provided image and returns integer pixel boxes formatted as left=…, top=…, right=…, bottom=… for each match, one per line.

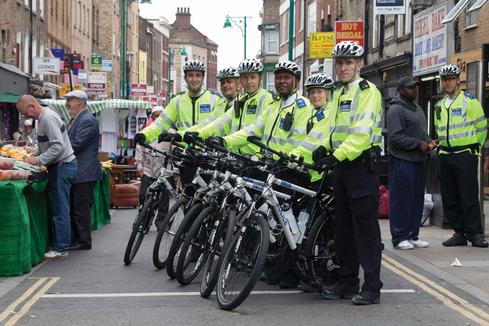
left=0, top=208, right=488, bottom=325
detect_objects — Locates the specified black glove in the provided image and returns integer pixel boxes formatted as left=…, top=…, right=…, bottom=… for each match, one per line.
left=134, top=133, right=146, bottom=145
left=312, top=145, right=327, bottom=162
left=183, top=131, right=199, bottom=144
left=158, top=132, right=182, bottom=143
left=206, top=136, right=224, bottom=148
left=314, top=155, right=339, bottom=171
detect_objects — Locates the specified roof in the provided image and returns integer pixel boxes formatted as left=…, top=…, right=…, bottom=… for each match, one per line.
left=0, top=92, right=20, bottom=103
left=0, top=62, right=30, bottom=78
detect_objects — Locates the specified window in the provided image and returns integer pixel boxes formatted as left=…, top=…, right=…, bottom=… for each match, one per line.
left=32, top=0, right=36, bottom=13
left=397, top=0, right=412, bottom=37
left=112, top=33, right=116, bottom=55
left=372, top=14, right=381, bottom=48
left=32, top=38, right=37, bottom=58
left=40, top=0, right=44, bottom=17
left=280, top=13, right=288, bottom=45
left=465, top=0, right=477, bottom=27
left=307, top=1, right=317, bottom=35
left=264, top=28, right=279, bottom=53
left=23, top=34, right=29, bottom=73
left=266, top=71, right=275, bottom=92
left=299, top=0, right=304, bottom=31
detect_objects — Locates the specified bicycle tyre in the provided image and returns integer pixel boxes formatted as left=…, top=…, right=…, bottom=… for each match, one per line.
left=176, top=206, right=217, bottom=285
left=166, top=203, right=203, bottom=279
left=303, top=213, right=337, bottom=287
left=216, top=212, right=269, bottom=311
left=200, top=208, right=236, bottom=298
left=152, top=198, right=187, bottom=269
left=123, top=198, right=155, bottom=265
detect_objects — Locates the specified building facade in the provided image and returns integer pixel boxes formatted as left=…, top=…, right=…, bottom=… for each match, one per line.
left=139, top=17, right=162, bottom=94
left=259, top=0, right=280, bottom=92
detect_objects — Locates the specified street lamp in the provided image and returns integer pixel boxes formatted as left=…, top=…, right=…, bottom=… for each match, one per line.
left=167, top=47, right=187, bottom=101
left=223, top=15, right=251, bottom=59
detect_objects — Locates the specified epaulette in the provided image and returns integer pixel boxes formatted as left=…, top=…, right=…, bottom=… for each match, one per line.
left=464, top=91, right=476, bottom=100
left=359, top=80, right=370, bottom=91
left=211, top=90, right=223, bottom=98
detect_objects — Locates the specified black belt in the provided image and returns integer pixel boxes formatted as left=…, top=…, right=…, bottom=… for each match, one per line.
left=439, top=144, right=479, bottom=153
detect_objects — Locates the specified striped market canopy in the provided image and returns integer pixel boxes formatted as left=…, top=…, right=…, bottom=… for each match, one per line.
left=40, top=99, right=151, bottom=122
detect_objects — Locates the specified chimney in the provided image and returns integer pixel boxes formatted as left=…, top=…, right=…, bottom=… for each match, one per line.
left=175, top=7, right=191, bottom=28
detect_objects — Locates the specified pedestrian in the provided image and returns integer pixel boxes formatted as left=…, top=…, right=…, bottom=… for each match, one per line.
left=135, top=106, right=172, bottom=230
left=66, top=90, right=101, bottom=250
left=17, top=95, right=77, bottom=259
left=16, top=119, right=38, bottom=146
left=387, top=76, right=432, bottom=250
left=435, top=64, right=488, bottom=248
left=313, top=41, right=384, bottom=305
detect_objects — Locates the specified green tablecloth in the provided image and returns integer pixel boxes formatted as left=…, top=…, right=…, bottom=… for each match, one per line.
left=0, top=180, right=49, bottom=277
left=0, top=169, right=111, bottom=277
left=91, top=169, right=111, bottom=230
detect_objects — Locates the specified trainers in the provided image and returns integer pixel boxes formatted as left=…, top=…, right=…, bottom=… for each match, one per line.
left=409, top=239, right=429, bottom=248
left=352, top=289, right=381, bottom=305
left=468, top=234, right=489, bottom=248
left=298, top=281, right=320, bottom=293
left=395, top=240, right=414, bottom=250
left=442, top=233, right=467, bottom=247
left=321, top=282, right=359, bottom=300
left=44, top=250, right=68, bottom=260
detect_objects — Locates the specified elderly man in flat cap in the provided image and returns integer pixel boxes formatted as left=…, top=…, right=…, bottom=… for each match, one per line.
left=66, top=90, right=101, bottom=250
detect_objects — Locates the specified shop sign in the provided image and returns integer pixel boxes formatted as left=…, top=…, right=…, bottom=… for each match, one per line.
left=77, top=70, right=89, bottom=84
left=335, top=21, right=364, bottom=47
left=374, top=0, right=406, bottom=15
left=88, top=72, right=107, bottom=84
left=59, top=84, right=84, bottom=98
left=90, top=54, right=103, bottom=71
left=101, top=59, right=113, bottom=72
left=64, top=74, right=79, bottom=85
left=131, top=84, right=147, bottom=96
left=146, top=85, right=154, bottom=95
left=412, top=2, right=448, bottom=76
left=86, top=83, right=106, bottom=97
left=33, top=57, right=61, bottom=75
left=309, top=32, right=335, bottom=59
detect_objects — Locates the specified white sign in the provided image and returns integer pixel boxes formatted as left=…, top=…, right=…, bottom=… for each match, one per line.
left=88, top=71, right=107, bottom=84
left=146, top=85, right=154, bottom=95
left=413, top=2, right=448, bottom=76
left=33, top=57, right=60, bottom=75
left=101, top=59, right=113, bottom=72
left=374, top=0, right=406, bottom=15
left=77, top=70, right=88, bottom=83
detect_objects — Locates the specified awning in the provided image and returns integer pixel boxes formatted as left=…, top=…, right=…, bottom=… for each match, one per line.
left=40, top=99, right=151, bottom=122
left=0, top=92, right=20, bottom=104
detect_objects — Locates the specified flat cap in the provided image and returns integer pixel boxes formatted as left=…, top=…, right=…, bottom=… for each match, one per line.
left=65, top=90, right=88, bottom=100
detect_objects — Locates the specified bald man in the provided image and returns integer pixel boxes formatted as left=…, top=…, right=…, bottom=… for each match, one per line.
left=17, top=95, right=77, bottom=259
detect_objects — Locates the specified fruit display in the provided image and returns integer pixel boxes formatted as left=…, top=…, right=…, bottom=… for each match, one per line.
left=101, top=160, right=113, bottom=170
left=0, top=145, right=32, bottom=160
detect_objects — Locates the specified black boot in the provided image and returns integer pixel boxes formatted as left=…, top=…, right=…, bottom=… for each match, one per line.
left=321, top=282, right=359, bottom=300
left=352, top=289, right=381, bottom=305
left=468, top=234, right=489, bottom=248
left=442, top=232, right=467, bottom=247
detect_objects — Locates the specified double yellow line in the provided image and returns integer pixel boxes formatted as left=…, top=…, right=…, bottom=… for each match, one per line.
left=382, top=254, right=489, bottom=326
left=0, top=277, right=59, bottom=326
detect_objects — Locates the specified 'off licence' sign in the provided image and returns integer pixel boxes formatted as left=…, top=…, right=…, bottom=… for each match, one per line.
left=412, top=2, right=448, bottom=76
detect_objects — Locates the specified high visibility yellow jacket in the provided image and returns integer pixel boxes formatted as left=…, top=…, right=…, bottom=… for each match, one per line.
left=224, top=92, right=314, bottom=155
left=141, top=89, right=224, bottom=142
left=434, top=91, right=487, bottom=155
left=195, top=89, right=274, bottom=154
left=290, top=104, right=331, bottom=182
left=323, top=79, right=383, bottom=161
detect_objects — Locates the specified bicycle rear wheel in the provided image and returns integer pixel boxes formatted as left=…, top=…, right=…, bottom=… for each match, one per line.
left=303, top=214, right=338, bottom=287
left=200, top=208, right=236, bottom=298
left=152, top=198, right=187, bottom=269
left=166, top=203, right=203, bottom=278
left=124, top=198, right=155, bottom=265
left=176, top=206, right=217, bottom=285
left=216, top=212, right=269, bottom=311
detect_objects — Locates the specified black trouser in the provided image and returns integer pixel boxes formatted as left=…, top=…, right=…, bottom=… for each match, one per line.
left=334, top=155, right=383, bottom=291
left=179, top=163, right=198, bottom=186
left=440, top=151, right=483, bottom=237
left=70, top=181, right=95, bottom=247
left=139, top=174, right=174, bottom=229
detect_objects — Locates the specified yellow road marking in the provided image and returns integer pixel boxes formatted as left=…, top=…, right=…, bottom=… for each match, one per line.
left=382, top=255, right=489, bottom=326
left=4, top=277, right=60, bottom=326
left=0, top=278, right=47, bottom=323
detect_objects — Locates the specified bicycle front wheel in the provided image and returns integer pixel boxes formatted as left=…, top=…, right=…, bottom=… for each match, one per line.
left=216, top=212, right=269, bottom=311
left=124, top=198, right=155, bottom=265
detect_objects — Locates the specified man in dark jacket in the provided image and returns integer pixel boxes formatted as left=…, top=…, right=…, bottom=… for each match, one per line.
left=387, top=77, right=435, bottom=250
left=66, top=90, right=101, bottom=250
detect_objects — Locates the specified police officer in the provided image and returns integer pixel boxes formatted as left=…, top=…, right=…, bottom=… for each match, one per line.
left=191, top=59, right=274, bottom=155
left=223, top=60, right=313, bottom=156
left=290, top=73, right=336, bottom=182
left=134, top=59, right=225, bottom=184
left=313, top=41, right=384, bottom=305
left=435, top=64, right=488, bottom=248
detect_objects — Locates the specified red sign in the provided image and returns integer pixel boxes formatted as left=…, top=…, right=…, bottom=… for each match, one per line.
left=335, top=21, right=365, bottom=47
left=131, top=84, right=147, bottom=96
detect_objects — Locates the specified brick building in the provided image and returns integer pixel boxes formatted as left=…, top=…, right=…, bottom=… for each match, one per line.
left=148, top=16, right=171, bottom=99
left=169, top=7, right=218, bottom=94
left=72, top=0, right=93, bottom=71
left=139, top=17, right=162, bottom=93
left=258, top=0, right=280, bottom=92
left=0, top=0, right=48, bottom=74
left=127, top=0, right=140, bottom=87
